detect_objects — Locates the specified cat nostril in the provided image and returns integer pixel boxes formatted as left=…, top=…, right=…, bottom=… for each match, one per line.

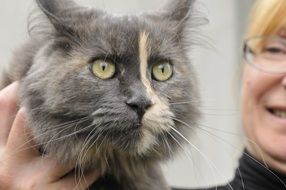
left=126, top=98, right=152, bottom=119
left=126, top=100, right=152, bottom=111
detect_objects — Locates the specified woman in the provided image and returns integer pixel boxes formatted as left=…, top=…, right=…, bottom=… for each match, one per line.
left=1, top=0, right=286, bottom=190
left=175, top=0, right=286, bottom=189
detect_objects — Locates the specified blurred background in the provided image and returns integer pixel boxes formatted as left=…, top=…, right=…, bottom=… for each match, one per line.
left=0, top=0, right=255, bottom=188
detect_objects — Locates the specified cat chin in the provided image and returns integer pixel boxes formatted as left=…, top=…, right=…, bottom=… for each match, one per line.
left=50, top=130, right=170, bottom=171
left=135, top=129, right=158, bottom=154
left=55, top=139, right=167, bottom=174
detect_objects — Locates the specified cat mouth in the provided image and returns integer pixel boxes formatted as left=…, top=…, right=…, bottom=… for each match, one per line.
left=122, top=124, right=142, bottom=135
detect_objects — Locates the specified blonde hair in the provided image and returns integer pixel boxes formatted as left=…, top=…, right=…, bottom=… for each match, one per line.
left=245, top=0, right=286, bottom=39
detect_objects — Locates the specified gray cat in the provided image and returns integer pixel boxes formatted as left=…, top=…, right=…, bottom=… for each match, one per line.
left=0, top=0, right=200, bottom=189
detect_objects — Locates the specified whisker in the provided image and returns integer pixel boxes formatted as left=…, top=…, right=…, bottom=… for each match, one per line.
left=161, top=132, right=173, bottom=157
left=75, top=123, right=108, bottom=187
left=196, top=123, right=241, bottom=136
left=41, top=120, right=94, bottom=154
left=169, top=126, right=234, bottom=190
left=166, top=131, right=211, bottom=189
left=173, top=117, right=286, bottom=189
left=173, top=118, right=247, bottom=190
left=169, top=100, right=201, bottom=105
left=10, top=117, right=90, bottom=158
left=243, top=152, right=286, bottom=188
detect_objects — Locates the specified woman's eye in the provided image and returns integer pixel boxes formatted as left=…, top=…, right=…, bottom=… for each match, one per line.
left=152, top=62, right=173, bottom=82
left=90, top=60, right=116, bottom=79
left=264, top=47, right=286, bottom=54
left=262, top=42, right=286, bottom=54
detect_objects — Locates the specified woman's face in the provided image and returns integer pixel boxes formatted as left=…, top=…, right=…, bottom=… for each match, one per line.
left=241, top=28, right=286, bottom=173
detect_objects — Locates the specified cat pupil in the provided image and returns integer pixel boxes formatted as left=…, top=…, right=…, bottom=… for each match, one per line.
left=102, top=64, right=106, bottom=71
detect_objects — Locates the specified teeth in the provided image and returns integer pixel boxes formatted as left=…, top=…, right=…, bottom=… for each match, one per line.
left=273, top=110, right=286, bottom=118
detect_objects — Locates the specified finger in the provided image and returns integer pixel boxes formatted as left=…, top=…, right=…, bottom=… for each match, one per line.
left=53, top=169, right=100, bottom=190
left=0, top=82, right=19, bottom=146
left=6, top=108, right=40, bottom=162
left=35, top=157, right=75, bottom=183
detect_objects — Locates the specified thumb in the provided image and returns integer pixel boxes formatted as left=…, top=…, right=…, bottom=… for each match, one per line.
left=6, top=108, right=40, bottom=163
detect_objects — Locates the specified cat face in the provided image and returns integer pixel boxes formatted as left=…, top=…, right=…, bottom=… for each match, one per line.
left=21, top=0, right=200, bottom=167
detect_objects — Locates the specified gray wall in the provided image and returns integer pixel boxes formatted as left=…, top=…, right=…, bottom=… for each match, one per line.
left=0, top=0, right=254, bottom=188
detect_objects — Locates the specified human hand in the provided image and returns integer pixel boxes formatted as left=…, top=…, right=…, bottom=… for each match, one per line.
left=0, top=82, right=100, bottom=190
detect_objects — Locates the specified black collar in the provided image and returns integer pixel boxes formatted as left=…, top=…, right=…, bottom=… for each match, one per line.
left=230, top=149, right=286, bottom=190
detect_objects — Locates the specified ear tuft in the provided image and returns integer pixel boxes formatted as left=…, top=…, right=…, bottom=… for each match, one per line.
left=36, top=0, right=77, bottom=19
left=35, top=0, right=82, bottom=40
left=163, top=0, right=195, bottom=22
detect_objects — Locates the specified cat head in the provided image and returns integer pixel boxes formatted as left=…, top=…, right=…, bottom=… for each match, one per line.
left=21, top=0, right=200, bottom=167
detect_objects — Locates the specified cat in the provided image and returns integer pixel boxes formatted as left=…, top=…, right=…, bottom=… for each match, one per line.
left=0, top=0, right=201, bottom=189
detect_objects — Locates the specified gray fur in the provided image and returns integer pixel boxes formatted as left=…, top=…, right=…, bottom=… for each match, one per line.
left=0, top=0, right=201, bottom=189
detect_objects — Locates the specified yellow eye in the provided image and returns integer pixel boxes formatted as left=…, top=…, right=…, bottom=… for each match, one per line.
left=152, top=62, right=173, bottom=81
left=91, top=60, right=116, bottom=79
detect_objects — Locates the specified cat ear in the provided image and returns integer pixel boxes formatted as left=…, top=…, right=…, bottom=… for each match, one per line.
left=36, top=0, right=78, bottom=22
left=158, top=0, right=196, bottom=37
left=36, top=0, right=80, bottom=37
left=162, top=0, right=195, bottom=23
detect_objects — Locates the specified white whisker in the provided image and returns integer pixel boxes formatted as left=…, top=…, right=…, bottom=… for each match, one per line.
left=169, top=126, right=234, bottom=190
left=167, top=131, right=210, bottom=189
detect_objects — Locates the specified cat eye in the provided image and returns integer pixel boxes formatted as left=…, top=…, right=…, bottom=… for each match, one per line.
left=90, top=60, right=116, bottom=79
left=152, top=62, right=173, bottom=81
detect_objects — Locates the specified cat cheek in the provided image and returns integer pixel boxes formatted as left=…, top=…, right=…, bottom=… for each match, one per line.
left=138, top=101, right=174, bottom=154
left=142, top=99, right=174, bottom=134
left=137, top=130, right=157, bottom=154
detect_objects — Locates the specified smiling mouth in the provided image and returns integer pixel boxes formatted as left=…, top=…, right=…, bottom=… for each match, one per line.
left=268, top=108, right=286, bottom=118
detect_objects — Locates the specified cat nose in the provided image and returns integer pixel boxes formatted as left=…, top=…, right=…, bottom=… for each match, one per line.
left=126, top=95, right=153, bottom=121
